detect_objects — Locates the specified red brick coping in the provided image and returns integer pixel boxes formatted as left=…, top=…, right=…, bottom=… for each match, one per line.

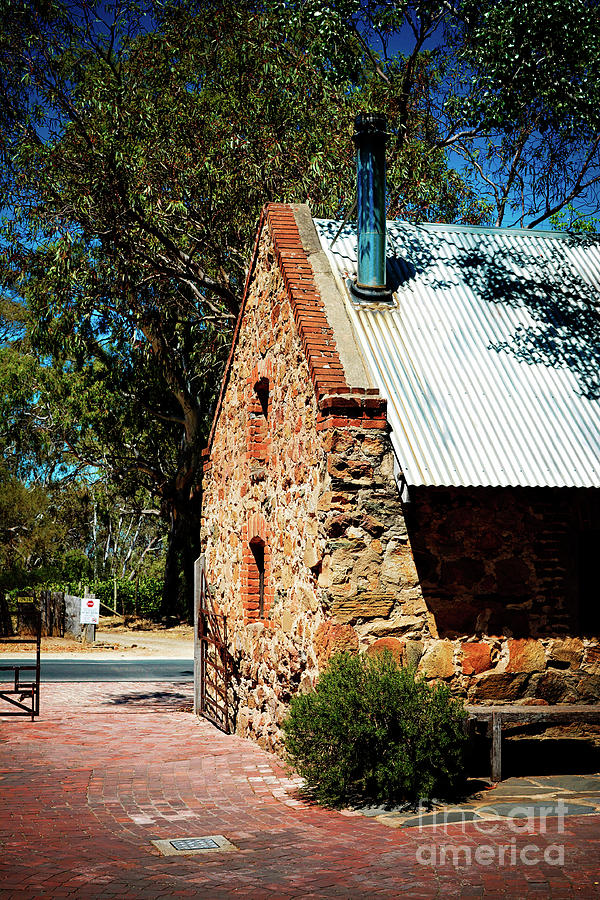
left=265, top=205, right=386, bottom=431
left=203, top=203, right=387, bottom=467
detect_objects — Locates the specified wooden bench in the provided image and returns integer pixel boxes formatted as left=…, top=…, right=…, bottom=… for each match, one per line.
left=0, top=595, right=41, bottom=721
left=466, top=704, right=600, bottom=782
left=0, top=631, right=41, bottom=721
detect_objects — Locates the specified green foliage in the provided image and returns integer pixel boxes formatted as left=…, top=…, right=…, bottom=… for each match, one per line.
left=283, top=652, right=467, bottom=806
left=6, top=575, right=164, bottom=620
left=457, top=0, right=600, bottom=135
left=56, top=549, right=93, bottom=585
left=448, top=0, right=600, bottom=226
left=92, top=576, right=163, bottom=618
left=0, top=464, right=56, bottom=590
left=549, top=204, right=600, bottom=234
left=0, top=0, right=489, bottom=618
left=1, top=0, right=599, bottom=614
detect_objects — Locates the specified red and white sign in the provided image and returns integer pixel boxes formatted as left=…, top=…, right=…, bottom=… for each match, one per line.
left=80, top=596, right=100, bottom=625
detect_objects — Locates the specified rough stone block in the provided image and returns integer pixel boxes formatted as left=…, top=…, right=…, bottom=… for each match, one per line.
left=317, top=491, right=333, bottom=511
left=352, top=548, right=383, bottom=579
left=418, top=640, right=455, bottom=679
left=281, top=609, right=294, bottom=632
left=381, top=541, right=416, bottom=584
left=583, top=645, right=600, bottom=675
left=317, top=555, right=332, bottom=588
left=360, top=514, right=385, bottom=536
left=468, top=672, right=531, bottom=702
left=236, top=708, right=250, bottom=735
left=330, top=592, right=395, bottom=624
left=321, top=429, right=355, bottom=454
left=577, top=673, right=600, bottom=702
left=503, top=639, right=546, bottom=673
left=330, top=537, right=366, bottom=555
left=547, top=637, right=583, bottom=670
left=303, top=540, right=321, bottom=569
left=314, top=619, right=359, bottom=668
left=461, top=642, right=492, bottom=675
left=327, top=455, right=373, bottom=482
left=404, top=639, right=424, bottom=670
left=366, top=637, right=404, bottom=663
left=324, top=513, right=356, bottom=537
left=529, top=671, right=582, bottom=703
left=359, top=434, right=386, bottom=456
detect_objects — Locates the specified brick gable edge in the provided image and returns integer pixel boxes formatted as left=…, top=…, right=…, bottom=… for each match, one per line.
left=203, top=202, right=388, bottom=467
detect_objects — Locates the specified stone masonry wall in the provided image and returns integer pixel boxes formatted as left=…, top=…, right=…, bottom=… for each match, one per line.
left=201, top=224, right=324, bottom=749
left=395, top=486, right=600, bottom=704
left=201, top=206, right=433, bottom=750
left=202, top=203, right=600, bottom=752
left=408, top=486, right=589, bottom=639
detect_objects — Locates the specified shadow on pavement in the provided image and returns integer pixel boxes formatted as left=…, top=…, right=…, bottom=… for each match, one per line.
left=106, top=688, right=193, bottom=711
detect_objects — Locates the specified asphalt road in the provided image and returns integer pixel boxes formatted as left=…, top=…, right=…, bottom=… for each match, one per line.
left=0, top=659, right=194, bottom=682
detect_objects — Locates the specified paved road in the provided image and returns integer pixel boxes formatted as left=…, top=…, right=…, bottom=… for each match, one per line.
left=0, top=658, right=194, bottom=681
left=1, top=681, right=599, bottom=899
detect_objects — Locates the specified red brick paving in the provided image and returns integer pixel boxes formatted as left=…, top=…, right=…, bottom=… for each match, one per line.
left=1, top=682, right=599, bottom=898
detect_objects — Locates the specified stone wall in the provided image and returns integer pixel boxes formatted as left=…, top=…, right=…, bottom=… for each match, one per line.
left=201, top=223, right=325, bottom=749
left=407, top=486, right=600, bottom=639
left=316, top=425, right=433, bottom=650
left=201, top=204, right=600, bottom=752
left=392, top=486, right=600, bottom=703
left=201, top=207, right=431, bottom=750
left=331, top=480, right=600, bottom=706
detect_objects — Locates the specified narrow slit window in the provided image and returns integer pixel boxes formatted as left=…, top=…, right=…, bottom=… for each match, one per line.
left=255, top=379, right=269, bottom=419
left=251, top=541, right=265, bottom=618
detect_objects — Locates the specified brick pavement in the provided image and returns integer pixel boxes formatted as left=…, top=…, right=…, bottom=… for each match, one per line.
left=1, top=682, right=600, bottom=898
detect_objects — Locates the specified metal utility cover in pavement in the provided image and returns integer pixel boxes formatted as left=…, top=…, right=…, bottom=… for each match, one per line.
left=151, top=834, right=238, bottom=856
left=171, top=838, right=218, bottom=851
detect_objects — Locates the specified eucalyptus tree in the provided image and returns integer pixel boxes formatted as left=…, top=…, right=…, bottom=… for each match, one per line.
left=0, top=0, right=483, bottom=613
left=5, top=0, right=594, bottom=615
left=307, top=0, right=600, bottom=227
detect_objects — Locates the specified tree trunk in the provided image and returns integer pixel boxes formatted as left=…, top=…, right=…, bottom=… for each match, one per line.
left=160, top=489, right=201, bottom=621
left=0, top=591, right=13, bottom=636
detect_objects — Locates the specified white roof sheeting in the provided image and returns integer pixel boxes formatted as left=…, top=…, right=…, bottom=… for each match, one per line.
left=313, top=219, right=600, bottom=488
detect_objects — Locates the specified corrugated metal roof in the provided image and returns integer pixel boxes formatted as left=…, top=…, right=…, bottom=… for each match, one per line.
left=313, top=219, right=600, bottom=488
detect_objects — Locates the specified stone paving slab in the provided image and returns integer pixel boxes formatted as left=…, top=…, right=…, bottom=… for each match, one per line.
left=1, top=682, right=600, bottom=898
left=362, top=773, right=600, bottom=830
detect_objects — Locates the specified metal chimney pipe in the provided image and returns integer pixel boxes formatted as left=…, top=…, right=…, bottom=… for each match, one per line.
left=350, top=112, right=392, bottom=304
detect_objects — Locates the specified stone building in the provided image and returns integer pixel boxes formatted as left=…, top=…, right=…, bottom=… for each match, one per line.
left=199, top=108, right=600, bottom=750
left=198, top=197, right=600, bottom=750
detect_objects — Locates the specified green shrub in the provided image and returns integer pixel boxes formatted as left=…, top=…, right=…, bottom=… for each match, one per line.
left=282, top=651, right=467, bottom=806
left=91, top=577, right=163, bottom=618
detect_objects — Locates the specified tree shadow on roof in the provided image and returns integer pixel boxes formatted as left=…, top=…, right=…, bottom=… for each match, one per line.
left=322, top=220, right=600, bottom=400
left=399, top=227, right=600, bottom=401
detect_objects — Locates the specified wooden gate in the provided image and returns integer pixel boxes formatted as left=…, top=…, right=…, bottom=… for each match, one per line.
left=196, top=562, right=231, bottom=733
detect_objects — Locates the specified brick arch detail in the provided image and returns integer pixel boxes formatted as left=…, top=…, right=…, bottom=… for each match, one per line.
left=247, top=512, right=268, bottom=544
left=246, top=364, right=272, bottom=474
left=242, top=512, right=273, bottom=623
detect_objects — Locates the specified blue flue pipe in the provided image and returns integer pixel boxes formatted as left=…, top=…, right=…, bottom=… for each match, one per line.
left=350, top=112, right=392, bottom=303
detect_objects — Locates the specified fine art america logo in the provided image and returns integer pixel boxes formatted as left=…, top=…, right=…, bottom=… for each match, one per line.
left=415, top=800, right=566, bottom=868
